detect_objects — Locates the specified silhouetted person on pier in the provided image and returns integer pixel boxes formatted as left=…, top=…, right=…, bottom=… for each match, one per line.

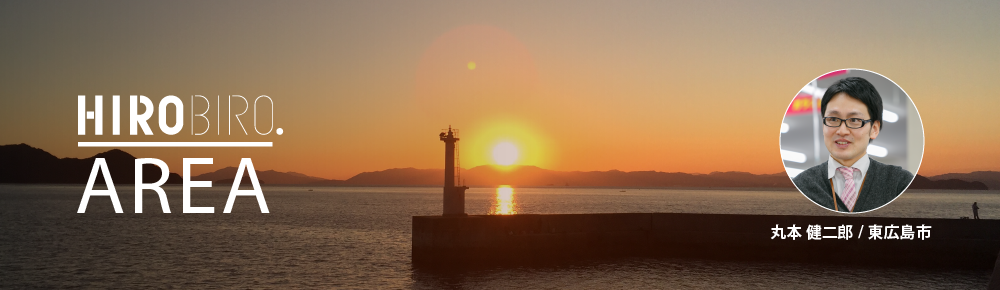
left=973, top=202, right=980, bottom=220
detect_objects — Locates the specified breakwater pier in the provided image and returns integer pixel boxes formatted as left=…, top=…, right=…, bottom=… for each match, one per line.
left=413, top=213, right=1000, bottom=269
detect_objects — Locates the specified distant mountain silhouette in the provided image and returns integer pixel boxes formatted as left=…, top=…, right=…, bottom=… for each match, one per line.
left=927, top=171, right=1000, bottom=190
left=332, top=167, right=993, bottom=189
left=193, top=166, right=343, bottom=185
left=345, top=168, right=443, bottom=186
left=456, top=165, right=798, bottom=187
left=909, top=175, right=988, bottom=190
left=0, top=143, right=182, bottom=184
left=340, top=165, right=795, bottom=188
left=2, top=144, right=996, bottom=190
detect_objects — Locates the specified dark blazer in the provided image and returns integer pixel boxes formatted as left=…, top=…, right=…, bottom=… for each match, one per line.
left=792, top=157, right=914, bottom=213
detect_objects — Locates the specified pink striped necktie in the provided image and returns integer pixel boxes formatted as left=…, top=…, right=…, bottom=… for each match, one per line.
left=837, top=166, right=858, bottom=211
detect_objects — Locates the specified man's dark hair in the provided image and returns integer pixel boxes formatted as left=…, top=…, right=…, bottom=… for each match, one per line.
left=820, top=76, right=883, bottom=127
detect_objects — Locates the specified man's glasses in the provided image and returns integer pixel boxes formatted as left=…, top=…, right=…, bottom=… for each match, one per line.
left=823, top=117, right=872, bottom=129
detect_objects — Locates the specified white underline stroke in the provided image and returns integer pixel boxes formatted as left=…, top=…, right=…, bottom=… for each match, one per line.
left=78, top=142, right=272, bottom=147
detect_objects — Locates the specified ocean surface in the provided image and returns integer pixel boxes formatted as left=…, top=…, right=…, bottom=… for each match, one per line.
left=1, top=185, right=996, bottom=289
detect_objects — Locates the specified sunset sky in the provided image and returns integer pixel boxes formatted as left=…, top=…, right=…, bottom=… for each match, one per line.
left=1, top=1, right=998, bottom=179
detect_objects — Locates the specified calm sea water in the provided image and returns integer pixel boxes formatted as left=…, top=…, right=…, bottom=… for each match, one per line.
left=1, top=185, right=995, bottom=289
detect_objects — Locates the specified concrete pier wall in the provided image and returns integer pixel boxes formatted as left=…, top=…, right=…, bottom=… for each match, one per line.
left=413, top=213, right=1000, bottom=268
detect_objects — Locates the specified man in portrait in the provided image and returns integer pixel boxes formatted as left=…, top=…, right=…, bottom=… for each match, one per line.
left=792, top=77, right=914, bottom=213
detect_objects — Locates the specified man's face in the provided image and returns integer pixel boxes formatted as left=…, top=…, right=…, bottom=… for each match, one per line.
left=823, top=93, right=880, bottom=167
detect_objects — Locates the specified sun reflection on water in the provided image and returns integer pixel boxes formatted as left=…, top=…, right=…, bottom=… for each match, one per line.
left=489, top=185, right=518, bottom=215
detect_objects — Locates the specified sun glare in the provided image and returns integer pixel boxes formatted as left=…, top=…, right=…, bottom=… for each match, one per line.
left=492, top=142, right=519, bottom=166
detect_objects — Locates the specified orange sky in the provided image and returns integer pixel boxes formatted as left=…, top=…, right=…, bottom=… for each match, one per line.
left=1, top=1, right=998, bottom=179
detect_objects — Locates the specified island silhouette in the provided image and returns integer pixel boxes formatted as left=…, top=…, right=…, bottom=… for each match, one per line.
left=0, top=143, right=991, bottom=190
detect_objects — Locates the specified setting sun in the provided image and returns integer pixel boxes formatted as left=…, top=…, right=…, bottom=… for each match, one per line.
left=492, top=142, right=519, bottom=166
left=464, top=118, right=553, bottom=169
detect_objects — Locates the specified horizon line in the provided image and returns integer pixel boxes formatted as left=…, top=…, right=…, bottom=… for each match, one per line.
left=77, top=142, right=273, bottom=148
